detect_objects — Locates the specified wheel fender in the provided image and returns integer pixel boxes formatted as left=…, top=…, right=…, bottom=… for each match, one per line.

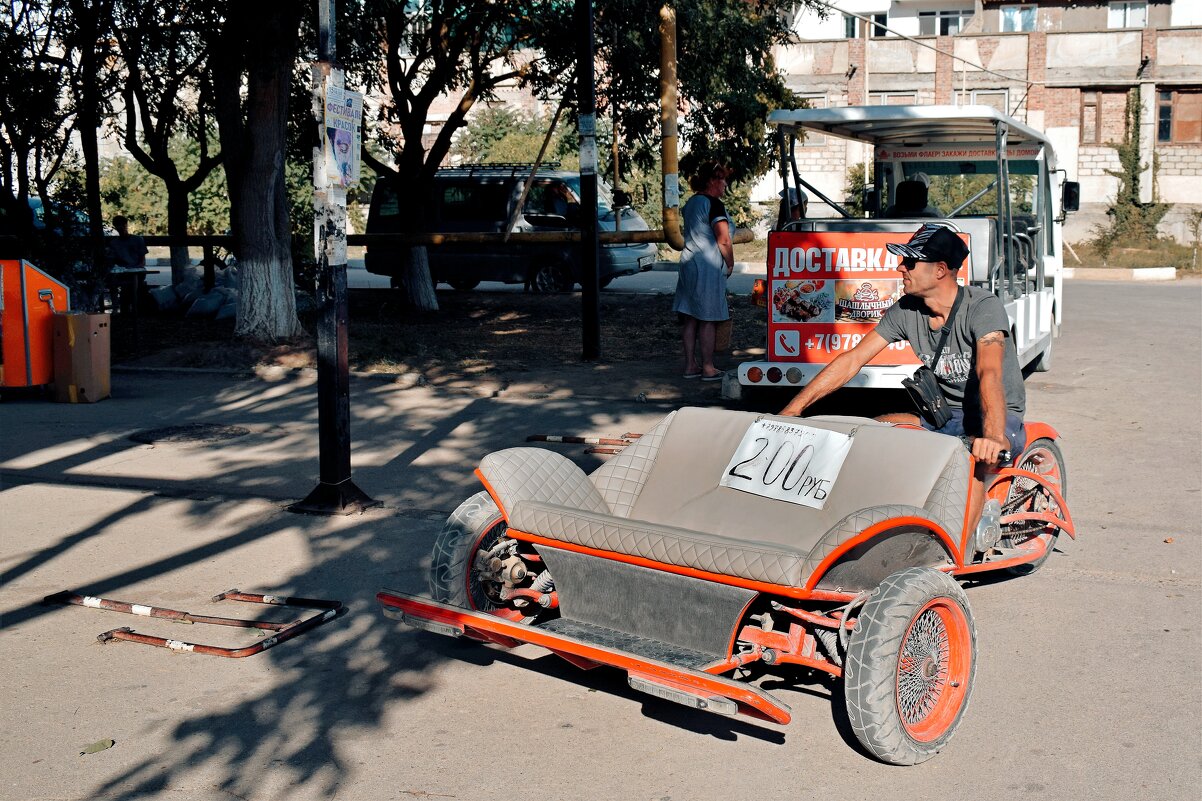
left=803, top=507, right=958, bottom=593
left=474, top=467, right=510, bottom=522
left=1023, top=422, right=1059, bottom=449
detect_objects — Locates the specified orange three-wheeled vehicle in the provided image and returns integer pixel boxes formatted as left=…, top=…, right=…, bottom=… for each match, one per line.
left=378, top=407, right=1073, bottom=764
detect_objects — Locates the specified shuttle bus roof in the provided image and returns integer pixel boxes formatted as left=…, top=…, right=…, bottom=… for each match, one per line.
left=768, top=105, right=1055, bottom=167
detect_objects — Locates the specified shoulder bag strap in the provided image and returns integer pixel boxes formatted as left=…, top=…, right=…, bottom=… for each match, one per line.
left=930, top=285, right=965, bottom=372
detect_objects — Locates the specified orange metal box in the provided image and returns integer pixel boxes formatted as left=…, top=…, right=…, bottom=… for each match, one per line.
left=1, top=259, right=71, bottom=387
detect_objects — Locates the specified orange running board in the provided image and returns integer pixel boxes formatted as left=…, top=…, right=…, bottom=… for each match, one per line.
left=376, top=590, right=792, bottom=725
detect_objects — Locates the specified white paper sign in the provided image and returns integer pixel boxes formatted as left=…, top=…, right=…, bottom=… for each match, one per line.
left=719, top=420, right=854, bottom=509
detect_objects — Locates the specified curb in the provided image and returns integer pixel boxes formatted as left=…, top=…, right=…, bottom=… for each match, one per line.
left=1062, top=267, right=1177, bottom=281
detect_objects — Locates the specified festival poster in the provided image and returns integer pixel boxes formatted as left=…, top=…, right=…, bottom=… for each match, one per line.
left=324, top=85, right=363, bottom=189
left=765, top=230, right=968, bottom=365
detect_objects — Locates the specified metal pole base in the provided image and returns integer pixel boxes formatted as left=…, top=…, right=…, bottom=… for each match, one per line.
left=289, top=479, right=380, bottom=515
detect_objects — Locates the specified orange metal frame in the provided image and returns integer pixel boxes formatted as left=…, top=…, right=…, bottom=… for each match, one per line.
left=377, top=590, right=793, bottom=725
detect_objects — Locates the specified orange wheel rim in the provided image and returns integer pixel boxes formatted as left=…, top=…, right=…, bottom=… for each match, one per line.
left=895, top=598, right=972, bottom=742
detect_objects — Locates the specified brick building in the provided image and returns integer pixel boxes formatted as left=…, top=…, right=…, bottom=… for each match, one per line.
left=766, top=0, right=1202, bottom=243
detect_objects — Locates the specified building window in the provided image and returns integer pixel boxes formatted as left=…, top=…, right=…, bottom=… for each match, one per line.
left=870, top=13, right=888, bottom=37
left=1158, top=91, right=1202, bottom=143
left=1001, top=5, right=1036, bottom=33
left=1108, top=2, right=1147, bottom=29
left=873, top=92, right=918, bottom=106
left=1081, top=92, right=1099, bottom=144
left=918, top=9, right=973, bottom=36
left=958, top=89, right=1010, bottom=113
left=843, top=14, right=857, bottom=38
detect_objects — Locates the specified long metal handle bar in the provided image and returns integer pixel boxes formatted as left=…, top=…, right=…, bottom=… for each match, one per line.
left=45, top=589, right=343, bottom=658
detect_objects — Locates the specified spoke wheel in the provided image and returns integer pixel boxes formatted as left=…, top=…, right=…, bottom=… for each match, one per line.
left=430, top=491, right=507, bottom=612
left=1001, top=437, right=1067, bottom=576
left=896, top=600, right=973, bottom=742
left=844, top=567, right=976, bottom=765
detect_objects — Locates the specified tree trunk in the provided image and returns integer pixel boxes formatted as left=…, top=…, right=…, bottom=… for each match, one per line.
left=396, top=246, right=438, bottom=311
left=165, top=183, right=191, bottom=286
left=394, top=161, right=438, bottom=312
left=212, top=3, right=303, bottom=343
left=233, top=122, right=302, bottom=340
left=73, top=0, right=104, bottom=243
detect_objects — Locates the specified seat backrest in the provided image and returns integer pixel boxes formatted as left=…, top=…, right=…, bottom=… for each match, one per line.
left=622, top=408, right=969, bottom=550
left=894, top=180, right=928, bottom=213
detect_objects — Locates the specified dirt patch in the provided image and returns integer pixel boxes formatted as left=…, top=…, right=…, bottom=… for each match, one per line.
left=113, top=288, right=769, bottom=401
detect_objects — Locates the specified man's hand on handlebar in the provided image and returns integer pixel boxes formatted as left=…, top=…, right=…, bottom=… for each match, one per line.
left=970, top=436, right=1012, bottom=466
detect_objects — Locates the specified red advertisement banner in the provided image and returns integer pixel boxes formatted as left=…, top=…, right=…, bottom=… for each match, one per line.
left=765, top=230, right=967, bottom=365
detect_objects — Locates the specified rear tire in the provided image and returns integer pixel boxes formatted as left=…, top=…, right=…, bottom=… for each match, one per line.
left=530, top=261, right=574, bottom=293
left=844, top=567, right=976, bottom=765
left=430, top=491, right=508, bottom=611
left=1030, top=317, right=1059, bottom=373
left=448, top=279, right=480, bottom=292
left=1003, top=437, right=1067, bottom=576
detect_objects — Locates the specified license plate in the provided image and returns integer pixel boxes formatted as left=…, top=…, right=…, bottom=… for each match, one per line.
left=638, top=256, right=654, bottom=271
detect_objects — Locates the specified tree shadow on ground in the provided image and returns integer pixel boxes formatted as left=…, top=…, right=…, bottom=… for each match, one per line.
left=0, top=373, right=767, bottom=800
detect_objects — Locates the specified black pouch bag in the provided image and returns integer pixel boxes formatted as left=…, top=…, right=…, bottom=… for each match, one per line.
left=901, top=287, right=963, bottom=429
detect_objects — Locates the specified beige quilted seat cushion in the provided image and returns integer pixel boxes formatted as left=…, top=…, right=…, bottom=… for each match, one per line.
left=627, top=408, right=968, bottom=554
left=508, top=499, right=809, bottom=586
left=479, top=447, right=610, bottom=516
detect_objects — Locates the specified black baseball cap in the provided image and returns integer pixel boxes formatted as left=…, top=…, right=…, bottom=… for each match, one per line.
left=886, top=224, right=969, bottom=271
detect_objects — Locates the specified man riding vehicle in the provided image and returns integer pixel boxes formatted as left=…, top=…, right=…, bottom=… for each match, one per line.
left=779, top=222, right=1026, bottom=527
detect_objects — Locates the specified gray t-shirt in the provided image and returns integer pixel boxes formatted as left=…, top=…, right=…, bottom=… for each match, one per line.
left=875, top=286, right=1025, bottom=416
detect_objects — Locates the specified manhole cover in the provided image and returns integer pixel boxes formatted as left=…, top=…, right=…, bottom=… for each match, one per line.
left=129, top=424, right=251, bottom=444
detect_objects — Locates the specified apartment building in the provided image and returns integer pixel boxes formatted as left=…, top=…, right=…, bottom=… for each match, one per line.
left=770, top=0, right=1202, bottom=243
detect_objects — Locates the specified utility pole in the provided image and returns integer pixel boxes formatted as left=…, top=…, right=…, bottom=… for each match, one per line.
left=291, top=0, right=377, bottom=515
left=576, top=0, right=601, bottom=361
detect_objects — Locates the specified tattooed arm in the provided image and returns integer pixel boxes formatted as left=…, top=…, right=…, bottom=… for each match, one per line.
left=972, top=330, right=1010, bottom=463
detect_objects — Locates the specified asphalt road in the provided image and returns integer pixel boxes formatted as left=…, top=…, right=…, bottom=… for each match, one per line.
left=0, top=280, right=1198, bottom=801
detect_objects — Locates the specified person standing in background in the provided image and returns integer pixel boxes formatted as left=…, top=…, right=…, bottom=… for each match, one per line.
left=107, top=215, right=148, bottom=314
left=776, top=187, right=808, bottom=229
left=673, top=160, right=734, bottom=382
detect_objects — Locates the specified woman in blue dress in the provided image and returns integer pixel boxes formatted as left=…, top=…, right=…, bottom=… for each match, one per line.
left=673, top=161, right=734, bottom=381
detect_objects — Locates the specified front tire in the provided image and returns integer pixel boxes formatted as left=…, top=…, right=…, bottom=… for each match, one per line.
left=430, top=491, right=507, bottom=611
left=844, top=567, right=976, bottom=765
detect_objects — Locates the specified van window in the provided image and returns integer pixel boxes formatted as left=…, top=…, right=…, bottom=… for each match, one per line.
left=440, top=182, right=509, bottom=223
left=524, top=181, right=576, bottom=216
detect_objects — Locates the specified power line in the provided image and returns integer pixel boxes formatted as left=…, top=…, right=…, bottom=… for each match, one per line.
left=804, top=0, right=1043, bottom=90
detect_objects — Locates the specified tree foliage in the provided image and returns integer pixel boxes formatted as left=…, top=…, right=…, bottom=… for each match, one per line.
left=111, top=1, right=223, bottom=284
left=100, top=139, right=230, bottom=235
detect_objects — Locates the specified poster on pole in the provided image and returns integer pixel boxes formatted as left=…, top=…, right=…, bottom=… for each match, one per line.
left=324, top=85, right=363, bottom=189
